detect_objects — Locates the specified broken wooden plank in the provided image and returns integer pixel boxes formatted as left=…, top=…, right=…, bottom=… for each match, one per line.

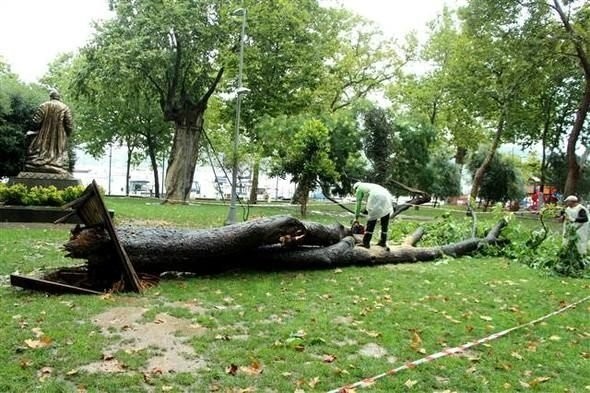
left=10, top=274, right=102, bottom=295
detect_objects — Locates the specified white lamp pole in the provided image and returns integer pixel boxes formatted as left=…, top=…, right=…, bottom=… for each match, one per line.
left=225, top=5, right=248, bottom=225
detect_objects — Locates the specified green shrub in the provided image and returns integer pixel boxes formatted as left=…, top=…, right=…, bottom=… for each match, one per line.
left=482, top=207, right=589, bottom=278
left=0, top=183, right=85, bottom=206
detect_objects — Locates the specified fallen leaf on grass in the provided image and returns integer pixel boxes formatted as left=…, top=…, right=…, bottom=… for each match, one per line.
left=526, top=341, right=538, bottom=352
left=404, top=379, right=418, bottom=388
left=479, top=315, right=493, bottom=322
left=528, top=376, right=551, bottom=386
left=323, top=354, right=336, bottom=363
left=443, top=313, right=461, bottom=324
left=549, top=335, right=561, bottom=341
left=410, top=330, right=422, bottom=351
left=359, top=328, right=381, bottom=338
left=240, top=360, right=263, bottom=375
left=24, top=336, right=52, bottom=349
left=511, top=352, right=523, bottom=360
left=308, top=377, right=320, bottom=388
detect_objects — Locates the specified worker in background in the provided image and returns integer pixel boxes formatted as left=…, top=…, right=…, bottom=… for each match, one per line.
left=353, top=182, right=393, bottom=249
left=559, top=195, right=589, bottom=255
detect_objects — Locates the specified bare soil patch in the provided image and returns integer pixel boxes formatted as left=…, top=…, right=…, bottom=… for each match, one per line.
left=79, top=306, right=207, bottom=374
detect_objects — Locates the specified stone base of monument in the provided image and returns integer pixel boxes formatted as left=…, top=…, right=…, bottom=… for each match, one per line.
left=8, top=171, right=82, bottom=190
left=0, top=204, right=114, bottom=224
left=0, top=205, right=82, bottom=224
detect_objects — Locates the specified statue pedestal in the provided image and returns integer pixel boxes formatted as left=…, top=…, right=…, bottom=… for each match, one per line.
left=8, top=171, right=81, bottom=190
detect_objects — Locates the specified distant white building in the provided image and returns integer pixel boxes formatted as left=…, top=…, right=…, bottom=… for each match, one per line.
left=73, top=145, right=296, bottom=200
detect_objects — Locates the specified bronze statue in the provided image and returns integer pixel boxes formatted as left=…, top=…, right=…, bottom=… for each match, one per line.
left=25, top=89, right=73, bottom=175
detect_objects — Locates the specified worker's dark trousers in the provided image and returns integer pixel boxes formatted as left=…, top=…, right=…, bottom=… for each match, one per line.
left=362, top=213, right=390, bottom=247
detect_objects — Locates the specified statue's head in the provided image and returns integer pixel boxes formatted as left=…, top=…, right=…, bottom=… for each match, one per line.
left=49, top=89, right=61, bottom=100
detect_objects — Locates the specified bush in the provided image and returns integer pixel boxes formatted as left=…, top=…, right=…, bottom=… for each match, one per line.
left=0, top=183, right=85, bottom=206
left=482, top=207, right=590, bottom=278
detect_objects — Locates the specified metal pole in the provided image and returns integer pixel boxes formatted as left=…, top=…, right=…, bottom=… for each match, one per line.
left=225, top=6, right=247, bottom=225
left=108, top=144, right=112, bottom=196
left=161, top=153, right=165, bottom=198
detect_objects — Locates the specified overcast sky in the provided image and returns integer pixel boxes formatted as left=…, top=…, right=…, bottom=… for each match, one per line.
left=0, top=0, right=463, bottom=83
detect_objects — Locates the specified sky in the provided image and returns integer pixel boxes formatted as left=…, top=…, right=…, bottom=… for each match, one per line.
left=0, top=0, right=464, bottom=84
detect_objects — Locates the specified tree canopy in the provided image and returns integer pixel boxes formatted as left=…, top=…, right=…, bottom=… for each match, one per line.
left=4, top=0, right=590, bottom=205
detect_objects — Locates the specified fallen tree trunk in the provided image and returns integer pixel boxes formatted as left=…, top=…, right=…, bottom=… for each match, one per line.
left=14, top=183, right=510, bottom=295
left=64, top=215, right=508, bottom=275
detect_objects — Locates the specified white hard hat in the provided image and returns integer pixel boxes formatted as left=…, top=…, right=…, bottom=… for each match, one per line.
left=564, top=195, right=578, bottom=202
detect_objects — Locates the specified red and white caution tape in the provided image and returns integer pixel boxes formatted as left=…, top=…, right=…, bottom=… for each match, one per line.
left=327, top=294, right=590, bottom=393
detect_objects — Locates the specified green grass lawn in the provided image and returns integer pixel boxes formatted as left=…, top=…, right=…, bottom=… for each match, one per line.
left=0, top=198, right=588, bottom=392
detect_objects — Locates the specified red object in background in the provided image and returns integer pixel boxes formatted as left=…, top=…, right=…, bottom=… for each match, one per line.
left=531, top=191, right=539, bottom=210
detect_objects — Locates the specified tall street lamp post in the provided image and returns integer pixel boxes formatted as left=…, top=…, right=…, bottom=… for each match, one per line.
left=225, top=6, right=248, bottom=225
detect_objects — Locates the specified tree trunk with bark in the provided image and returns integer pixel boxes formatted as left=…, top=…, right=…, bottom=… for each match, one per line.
left=125, top=143, right=133, bottom=196
left=249, top=156, right=260, bottom=204
left=146, top=133, right=160, bottom=199
left=63, top=215, right=507, bottom=276
left=553, top=0, right=590, bottom=196
left=469, top=115, right=505, bottom=202
left=162, top=69, right=224, bottom=204
left=563, top=82, right=590, bottom=196
left=164, top=118, right=202, bottom=203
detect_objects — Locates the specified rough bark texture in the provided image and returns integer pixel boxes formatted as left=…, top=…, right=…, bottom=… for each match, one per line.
left=162, top=68, right=224, bottom=204
left=553, top=0, right=590, bottom=196
left=249, top=157, right=260, bottom=204
left=164, top=118, right=202, bottom=203
left=470, top=115, right=505, bottom=201
left=63, top=215, right=507, bottom=276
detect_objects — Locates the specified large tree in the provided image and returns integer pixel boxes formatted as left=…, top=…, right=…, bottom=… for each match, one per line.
left=549, top=0, right=590, bottom=195
left=80, top=0, right=226, bottom=203
left=387, top=8, right=485, bottom=167
left=0, top=63, right=46, bottom=177
left=468, top=148, right=525, bottom=208
left=448, top=1, right=558, bottom=203
left=218, top=1, right=407, bottom=204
